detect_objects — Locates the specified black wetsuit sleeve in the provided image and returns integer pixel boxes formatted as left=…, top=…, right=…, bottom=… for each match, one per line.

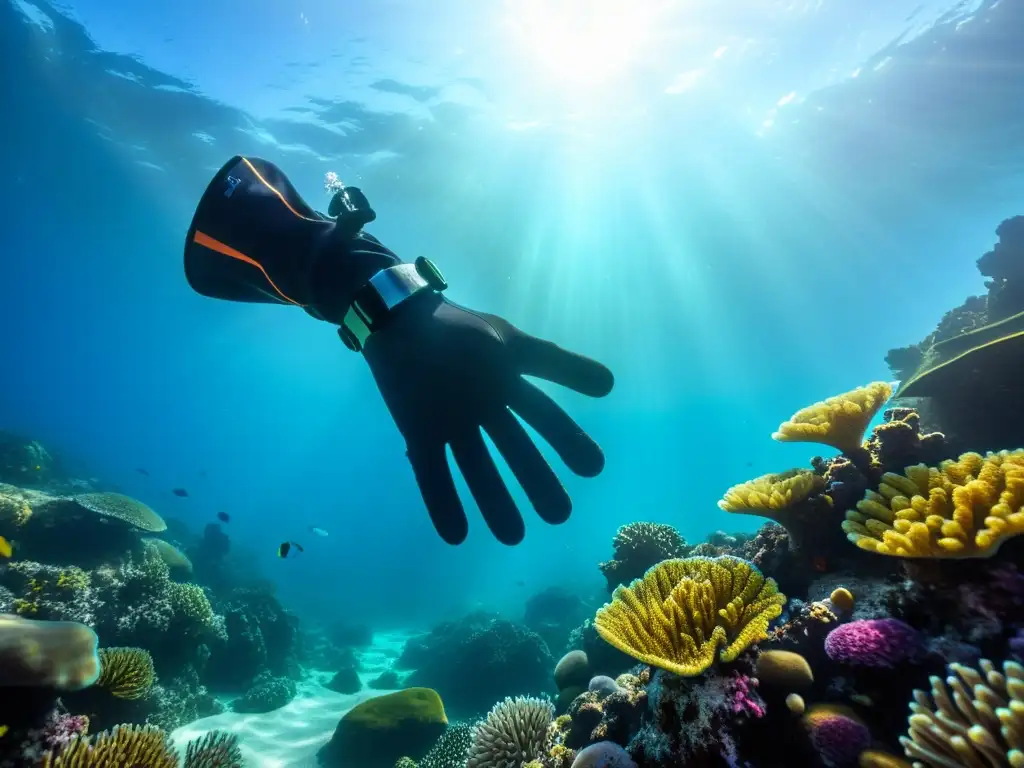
left=184, top=156, right=399, bottom=323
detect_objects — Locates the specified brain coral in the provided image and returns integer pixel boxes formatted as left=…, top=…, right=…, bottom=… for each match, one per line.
left=595, top=556, right=785, bottom=677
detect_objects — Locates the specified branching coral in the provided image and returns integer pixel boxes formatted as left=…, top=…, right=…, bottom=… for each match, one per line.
left=168, top=582, right=216, bottom=630
left=900, top=658, right=1024, bottom=768
left=772, top=382, right=893, bottom=456
left=71, top=492, right=167, bottom=532
left=183, top=730, right=242, bottom=768
left=467, top=696, right=554, bottom=768
left=40, top=724, right=178, bottom=767
left=842, top=450, right=1024, bottom=558
left=594, top=556, right=786, bottom=677
left=95, top=647, right=156, bottom=700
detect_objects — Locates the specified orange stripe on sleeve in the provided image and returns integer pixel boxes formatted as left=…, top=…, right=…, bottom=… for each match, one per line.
left=193, top=230, right=305, bottom=306
left=242, top=157, right=318, bottom=222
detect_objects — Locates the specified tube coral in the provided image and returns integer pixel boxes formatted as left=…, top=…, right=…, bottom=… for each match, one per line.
left=842, top=450, right=1024, bottom=558
left=900, top=658, right=1024, bottom=768
left=594, top=556, right=786, bottom=677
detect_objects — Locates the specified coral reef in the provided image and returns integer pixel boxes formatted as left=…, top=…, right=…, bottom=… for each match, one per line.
left=400, top=614, right=554, bottom=717
left=594, top=556, right=785, bottom=676
left=598, top=523, right=690, bottom=592
left=231, top=671, right=297, bottom=713
left=718, top=468, right=831, bottom=551
left=183, top=730, right=243, bottom=768
left=318, top=688, right=448, bottom=768
left=524, top=586, right=591, bottom=655
left=206, top=585, right=298, bottom=690
left=40, top=723, right=178, bottom=768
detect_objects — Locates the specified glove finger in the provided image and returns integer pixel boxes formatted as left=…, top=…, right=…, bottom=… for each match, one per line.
left=485, top=407, right=571, bottom=525
left=509, top=331, right=614, bottom=397
left=406, top=441, right=468, bottom=545
left=450, top=427, right=526, bottom=546
left=509, top=380, right=605, bottom=478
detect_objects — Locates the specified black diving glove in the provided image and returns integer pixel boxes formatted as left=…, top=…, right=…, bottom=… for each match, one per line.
left=361, top=292, right=614, bottom=545
left=183, top=155, right=613, bottom=545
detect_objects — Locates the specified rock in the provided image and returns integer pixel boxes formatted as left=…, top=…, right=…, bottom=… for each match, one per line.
left=555, top=650, right=590, bottom=691
left=326, top=666, right=362, bottom=695
left=317, top=687, right=448, bottom=768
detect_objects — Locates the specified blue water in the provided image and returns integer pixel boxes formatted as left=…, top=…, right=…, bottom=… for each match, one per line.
left=2, top=0, right=1021, bottom=628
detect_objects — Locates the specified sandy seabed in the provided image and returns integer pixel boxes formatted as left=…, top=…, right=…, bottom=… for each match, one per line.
left=171, top=630, right=417, bottom=767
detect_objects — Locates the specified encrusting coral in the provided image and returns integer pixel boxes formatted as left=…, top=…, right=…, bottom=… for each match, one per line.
left=772, top=382, right=893, bottom=456
left=594, top=556, right=786, bottom=677
left=843, top=449, right=1024, bottom=558
left=95, top=647, right=156, bottom=699
left=899, top=658, right=1024, bottom=768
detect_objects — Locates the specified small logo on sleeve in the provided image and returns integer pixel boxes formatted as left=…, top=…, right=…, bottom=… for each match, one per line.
left=224, top=175, right=242, bottom=197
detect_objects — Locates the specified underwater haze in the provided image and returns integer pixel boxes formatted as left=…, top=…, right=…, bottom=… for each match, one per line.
left=1, top=0, right=1021, bottom=631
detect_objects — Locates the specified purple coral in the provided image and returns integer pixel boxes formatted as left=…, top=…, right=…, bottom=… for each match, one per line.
left=12, top=710, right=89, bottom=764
left=824, top=619, right=923, bottom=667
left=803, top=705, right=871, bottom=768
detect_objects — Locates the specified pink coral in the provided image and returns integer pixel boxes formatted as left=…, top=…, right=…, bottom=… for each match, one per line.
left=12, top=710, right=88, bottom=764
left=726, top=672, right=765, bottom=719
left=824, top=618, right=923, bottom=668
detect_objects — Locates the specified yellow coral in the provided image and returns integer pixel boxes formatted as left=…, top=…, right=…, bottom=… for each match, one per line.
left=56, top=568, right=90, bottom=592
left=13, top=598, right=38, bottom=616
left=859, top=750, right=913, bottom=768
left=772, top=382, right=893, bottom=455
left=843, top=450, right=1024, bottom=558
left=594, top=556, right=786, bottom=677
left=41, top=724, right=178, bottom=767
left=14, top=502, right=32, bottom=526
left=96, top=647, right=156, bottom=700
left=719, top=468, right=825, bottom=513
left=183, top=730, right=242, bottom=768
left=900, top=658, right=1024, bottom=768
left=829, top=587, right=855, bottom=614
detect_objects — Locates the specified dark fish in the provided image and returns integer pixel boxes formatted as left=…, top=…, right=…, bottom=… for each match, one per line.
left=171, top=488, right=189, bottom=498
left=278, top=541, right=304, bottom=559
left=745, top=461, right=753, bottom=468
left=308, top=526, right=328, bottom=537
left=135, top=468, right=150, bottom=476
left=217, top=512, right=230, bottom=523
left=515, top=580, right=525, bottom=587
left=199, top=470, right=208, bottom=478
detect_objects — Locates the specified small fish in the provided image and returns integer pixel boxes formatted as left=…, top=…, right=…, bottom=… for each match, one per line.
left=171, top=488, right=189, bottom=498
left=308, top=526, right=328, bottom=537
left=0, top=724, right=7, bottom=738
left=850, top=694, right=873, bottom=707
left=812, top=555, right=828, bottom=573
left=745, top=461, right=753, bottom=468
left=33, top=465, right=40, bottom=471
left=515, top=580, right=525, bottom=587
left=0, top=536, right=12, bottom=559
left=135, top=468, right=150, bottom=476
left=278, top=541, right=304, bottom=559
left=199, top=470, right=208, bottom=478
left=217, top=512, right=231, bottom=523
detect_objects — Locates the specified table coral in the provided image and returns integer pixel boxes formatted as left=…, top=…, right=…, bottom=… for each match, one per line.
left=594, top=556, right=786, bottom=677
left=843, top=449, right=1024, bottom=558
left=772, top=382, right=893, bottom=456
left=72, top=492, right=167, bottom=532
left=718, top=469, right=829, bottom=550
